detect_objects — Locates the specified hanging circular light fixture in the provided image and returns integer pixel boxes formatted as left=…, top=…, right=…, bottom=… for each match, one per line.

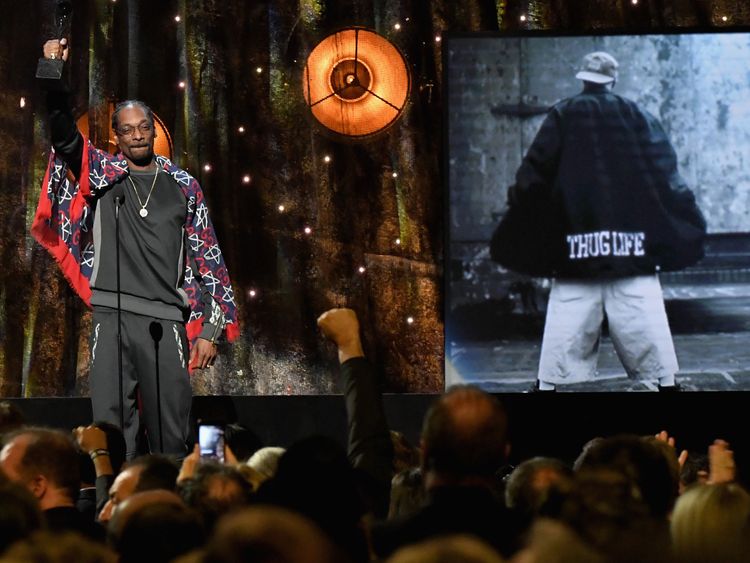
left=77, top=102, right=173, bottom=159
left=303, top=27, right=411, bottom=140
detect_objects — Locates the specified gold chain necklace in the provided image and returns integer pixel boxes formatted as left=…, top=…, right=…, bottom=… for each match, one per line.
left=127, top=167, right=159, bottom=218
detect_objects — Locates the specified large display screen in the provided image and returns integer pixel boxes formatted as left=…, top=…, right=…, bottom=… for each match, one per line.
left=445, top=31, right=750, bottom=392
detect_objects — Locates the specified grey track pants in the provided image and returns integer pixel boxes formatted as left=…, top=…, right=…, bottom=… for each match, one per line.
left=89, top=307, right=191, bottom=458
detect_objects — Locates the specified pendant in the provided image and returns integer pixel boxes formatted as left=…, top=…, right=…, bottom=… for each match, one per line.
left=139, top=208, right=149, bottom=218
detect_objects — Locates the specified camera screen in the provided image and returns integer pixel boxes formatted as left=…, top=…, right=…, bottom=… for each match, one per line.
left=198, top=424, right=225, bottom=461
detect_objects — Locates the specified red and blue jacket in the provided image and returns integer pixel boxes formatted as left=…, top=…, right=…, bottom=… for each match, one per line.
left=31, top=138, right=240, bottom=345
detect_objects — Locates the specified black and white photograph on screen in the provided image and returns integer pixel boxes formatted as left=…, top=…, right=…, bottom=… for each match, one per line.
left=446, top=31, right=750, bottom=392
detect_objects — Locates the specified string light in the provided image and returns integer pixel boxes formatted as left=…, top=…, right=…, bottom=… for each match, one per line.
left=256, top=67, right=263, bottom=74
left=303, top=226, right=312, bottom=235
left=520, top=14, right=527, bottom=22
left=358, top=266, right=366, bottom=274
left=394, top=23, right=401, bottom=30
left=203, top=163, right=212, bottom=172
left=722, top=15, right=728, bottom=21
left=406, top=316, right=414, bottom=325
left=323, top=155, right=331, bottom=163
left=174, top=15, right=181, bottom=22
left=392, top=171, right=398, bottom=178
left=178, top=81, right=186, bottom=89
left=631, top=0, right=638, bottom=4
left=19, top=97, right=26, bottom=109
left=435, top=36, right=442, bottom=43
left=278, top=205, right=285, bottom=212
left=242, top=175, right=251, bottom=184
left=238, top=125, right=245, bottom=133
left=248, top=289, right=257, bottom=298
left=395, top=238, right=401, bottom=245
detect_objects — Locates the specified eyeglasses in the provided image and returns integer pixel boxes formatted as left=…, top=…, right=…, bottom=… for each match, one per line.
left=115, top=123, right=154, bottom=136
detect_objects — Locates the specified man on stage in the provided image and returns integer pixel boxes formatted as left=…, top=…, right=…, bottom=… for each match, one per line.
left=32, top=38, right=239, bottom=457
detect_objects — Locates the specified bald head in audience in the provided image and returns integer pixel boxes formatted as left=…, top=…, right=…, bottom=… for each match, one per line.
left=0, top=427, right=79, bottom=510
left=99, top=454, right=178, bottom=523
left=108, top=490, right=203, bottom=563
left=421, top=385, right=510, bottom=487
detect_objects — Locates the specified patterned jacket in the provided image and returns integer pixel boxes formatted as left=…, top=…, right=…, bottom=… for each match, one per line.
left=31, top=138, right=240, bottom=345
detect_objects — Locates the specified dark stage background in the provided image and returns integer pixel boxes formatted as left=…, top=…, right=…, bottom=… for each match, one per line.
left=1, top=0, right=749, bottom=399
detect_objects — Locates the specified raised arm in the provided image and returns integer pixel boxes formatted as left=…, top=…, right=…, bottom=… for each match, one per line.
left=42, top=38, right=84, bottom=178
left=74, top=424, right=114, bottom=514
left=317, top=308, right=393, bottom=518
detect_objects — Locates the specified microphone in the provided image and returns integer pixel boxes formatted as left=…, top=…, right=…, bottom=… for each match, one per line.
left=149, top=321, right=163, bottom=343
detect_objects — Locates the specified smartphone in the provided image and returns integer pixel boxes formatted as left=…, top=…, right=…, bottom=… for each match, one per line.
left=198, top=422, right=225, bottom=463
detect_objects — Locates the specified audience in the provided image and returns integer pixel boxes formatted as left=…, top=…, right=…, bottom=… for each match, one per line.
left=671, top=482, right=750, bottom=563
left=179, top=461, right=252, bottom=532
left=0, top=307, right=748, bottom=563
left=679, top=452, right=709, bottom=492
left=243, top=446, right=285, bottom=491
left=98, top=454, right=178, bottom=523
left=554, top=468, right=674, bottom=563
left=390, top=430, right=420, bottom=475
left=200, top=506, right=344, bottom=563
left=0, top=530, right=115, bottom=563
left=388, top=467, right=425, bottom=519
left=0, top=427, right=104, bottom=540
left=255, top=434, right=370, bottom=562
left=513, top=518, right=605, bottom=563
left=504, top=456, right=573, bottom=527
left=76, top=422, right=127, bottom=521
left=0, top=481, right=42, bottom=555
left=223, top=423, right=263, bottom=464
left=97, top=463, right=143, bottom=524
left=109, top=490, right=204, bottom=563
left=386, top=535, right=506, bottom=563
left=574, top=434, right=680, bottom=521
left=371, top=385, right=520, bottom=559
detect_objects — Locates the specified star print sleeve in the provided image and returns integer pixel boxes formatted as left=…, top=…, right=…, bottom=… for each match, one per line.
left=198, top=286, right=226, bottom=343
left=187, top=254, right=226, bottom=342
left=182, top=181, right=239, bottom=343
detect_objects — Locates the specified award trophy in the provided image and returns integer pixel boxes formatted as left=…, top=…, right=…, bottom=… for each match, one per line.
left=36, top=0, right=73, bottom=89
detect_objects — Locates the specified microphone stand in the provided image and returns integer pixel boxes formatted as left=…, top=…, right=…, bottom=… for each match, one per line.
left=149, top=322, right=164, bottom=453
left=115, top=196, right=124, bottom=432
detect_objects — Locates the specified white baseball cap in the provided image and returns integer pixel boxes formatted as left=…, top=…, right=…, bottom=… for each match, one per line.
left=575, top=51, right=619, bottom=84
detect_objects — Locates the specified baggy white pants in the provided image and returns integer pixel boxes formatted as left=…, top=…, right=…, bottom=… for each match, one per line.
left=537, top=275, right=679, bottom=384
